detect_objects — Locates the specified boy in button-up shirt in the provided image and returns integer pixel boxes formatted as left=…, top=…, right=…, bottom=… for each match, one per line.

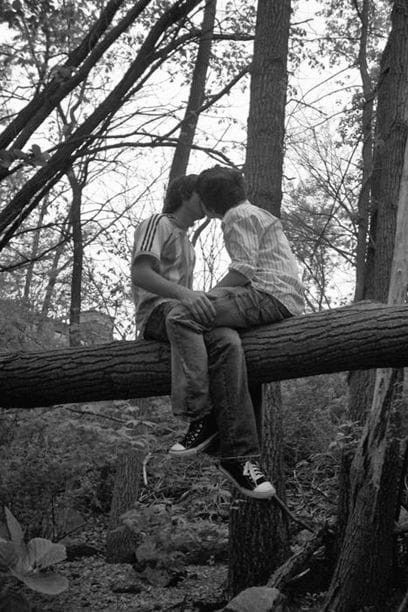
left=165, top=166, right=304, bottom=500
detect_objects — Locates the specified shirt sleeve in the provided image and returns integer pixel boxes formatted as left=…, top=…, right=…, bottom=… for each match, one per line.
left=222, top=208, right=260, bottom=280
left=132, top=215, right=170, bottom=272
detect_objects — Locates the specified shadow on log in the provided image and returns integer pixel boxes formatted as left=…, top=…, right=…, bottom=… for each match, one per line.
left=1, top=301, right=408, bottom=408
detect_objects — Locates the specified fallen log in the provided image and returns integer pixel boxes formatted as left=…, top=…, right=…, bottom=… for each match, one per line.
left=267, top=525, right=335, bottom=592
left=1, top=301, right=408, bottom=409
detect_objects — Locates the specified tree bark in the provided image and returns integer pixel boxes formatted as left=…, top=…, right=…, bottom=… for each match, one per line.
left=338, top=0, right=377, bottom=551
left=23, top=196, right=49, bottom=305
left=325, top=3, right=408, bottom=606
left=354, top=0, right=375, bottom=303
left=67, top=168, right=84, bottom=348
left=106, top=450, right=143, bottom=563
left=267, top=524, right=335, bottom=592
left=168, top=0, right=217, bottom=183
left=245, top=0, right=290, bottom=216
left=2, top=302, right=408, bottom=408
left=227, top=0, right=292, bottom=596
left=227, top=384, right=289, bottom=595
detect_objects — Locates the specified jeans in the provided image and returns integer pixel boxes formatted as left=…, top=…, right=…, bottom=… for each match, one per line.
left=144, top=285, right=291, bottom=460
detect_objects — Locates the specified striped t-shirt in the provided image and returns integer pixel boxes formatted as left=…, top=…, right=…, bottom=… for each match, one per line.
left=222, top=201, right=304, bottom=315
left=131, top=213, right=195, bottom=334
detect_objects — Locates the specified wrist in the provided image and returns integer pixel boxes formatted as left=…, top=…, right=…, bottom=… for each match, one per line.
left=172, top=284, right=189, bottom=300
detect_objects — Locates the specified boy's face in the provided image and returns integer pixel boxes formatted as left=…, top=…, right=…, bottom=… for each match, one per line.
left=201, top=201, right=221, bottom=219
left=186, top=191, right=206, bottom=220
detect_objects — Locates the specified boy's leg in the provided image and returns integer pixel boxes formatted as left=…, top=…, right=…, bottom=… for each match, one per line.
left=208, top=285, right=291, bottom=329
left=144, top=302, right=216, bottom=455
left=165, top=303, right=213, bottom=420
left=165, top=285, right=289, bottom=419
left=205, top=326, right=259, bottom=460
left=205, top=326, right=275, bottom=499
left=153, top=301, right=275, bottom=497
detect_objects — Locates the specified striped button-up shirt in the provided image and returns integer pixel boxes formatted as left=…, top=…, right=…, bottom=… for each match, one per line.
left=131, top=213, right=195, bottom=333
left=222, top=201, right=304, bottom=315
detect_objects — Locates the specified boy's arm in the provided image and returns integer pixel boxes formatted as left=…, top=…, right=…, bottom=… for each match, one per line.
left=132, top=255, right=215, bottom=324
left=213, top=269, right=249, bottom=289
left=213, top=207, right=259, bottom=289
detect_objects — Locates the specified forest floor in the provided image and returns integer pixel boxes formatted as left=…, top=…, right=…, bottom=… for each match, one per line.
left=24, top=513, right=328, bottom=612
left=26, top=529, right=327, bottom=612
left=1, top=389, right=346, bottom=611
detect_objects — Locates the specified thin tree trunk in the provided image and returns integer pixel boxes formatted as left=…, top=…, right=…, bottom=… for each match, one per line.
left=349, top=0, right=374, bottom=423
left=338, top=0, right=377, bottom=543
left=227, top=0, right=291, bottom=595
left=347, top=0, right=376, bottom=424
left=67, top=168, right=84, bottom=347
left=354, top=0, right=375, bottom=303
left=168, top=0, right=217, bottom=183
left=23, top=195, right=49, bottom=305
left=40, top=219, right=70, bottom=320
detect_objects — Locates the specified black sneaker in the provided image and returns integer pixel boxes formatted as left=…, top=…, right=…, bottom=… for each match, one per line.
left=169, top=415, right=218, bottom=457
left=219, top=459, right=276, bottom=499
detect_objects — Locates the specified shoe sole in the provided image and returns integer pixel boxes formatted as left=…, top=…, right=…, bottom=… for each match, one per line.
left=218, top=465, right=276, bottom=499
left=168, top=432, right=218, bottom=457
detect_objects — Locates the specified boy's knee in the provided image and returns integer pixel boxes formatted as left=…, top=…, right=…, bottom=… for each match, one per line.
left=165, top=303, right=192, bottom=331
left=205, top=327, right=242, bottom=353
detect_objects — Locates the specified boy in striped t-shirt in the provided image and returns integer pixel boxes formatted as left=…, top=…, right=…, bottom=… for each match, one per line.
left=131, top=174, right=215, bottom=338
left=164, top=166, right=304, bottom=499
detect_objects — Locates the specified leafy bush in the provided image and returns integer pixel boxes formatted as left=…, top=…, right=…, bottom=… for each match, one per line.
left=0, top=400, right=155, bottom=539
left=281, top=373, right=348, bottom=467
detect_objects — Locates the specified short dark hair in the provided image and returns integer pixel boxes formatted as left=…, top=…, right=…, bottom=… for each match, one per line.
left=162, top=174, right=199, bottom=213
left=196, top=166, right=247, bottom=216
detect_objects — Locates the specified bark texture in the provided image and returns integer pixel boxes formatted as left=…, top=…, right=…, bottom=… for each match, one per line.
left=168, top=0, right=216, bottom=183
left=325, top=3, right=408, bottom=608
left=1, top=302, right=408, bottom=409
left=106, top=450, right=143, bottom=563
left=245, top=0, right=290, bottom=216
left=227, top=384, right=289, bottom=595
left=226, top=0, right=292, bottom=595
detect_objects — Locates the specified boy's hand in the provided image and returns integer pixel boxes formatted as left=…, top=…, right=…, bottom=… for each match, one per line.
left=176, top=287, right=216, bottom=325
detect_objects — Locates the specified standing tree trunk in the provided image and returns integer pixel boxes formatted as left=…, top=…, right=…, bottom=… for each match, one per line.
left=40, top=218, right=70, bottom=320
left=353, top=0, right=375, bottom=303
left=106, top=448, right=144, bottom=563
left=67, top=166, right=86, bottom=347
left=325, top=2, right=408, bottom=608
left=337, top=0, right=377, bottom=544
left=347, top=0, right=377, bottom=423
left=23, top=195, right=49, bottom=305
left=227, top=0, right=291, bottom=595
left=168, top=0, right=217, bottom=183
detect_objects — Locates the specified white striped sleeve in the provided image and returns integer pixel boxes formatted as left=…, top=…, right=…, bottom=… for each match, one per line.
left=132, top=215, right=169, bottom=270
left=222, top=208, right=259, bottom=280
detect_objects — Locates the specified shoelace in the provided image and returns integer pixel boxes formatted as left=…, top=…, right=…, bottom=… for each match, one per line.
left=184, top=420, right=203, bottom=443
left=243, top=461, right=264, bottom=483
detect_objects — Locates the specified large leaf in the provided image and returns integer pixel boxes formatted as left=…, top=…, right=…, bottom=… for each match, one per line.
left=27, top=538, right=66, bottom=569
left=4, top=507, right=24, bottom=546
left=0, top=540, right=18, bottom=569
left=11, top=570, right=69, bottom=595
